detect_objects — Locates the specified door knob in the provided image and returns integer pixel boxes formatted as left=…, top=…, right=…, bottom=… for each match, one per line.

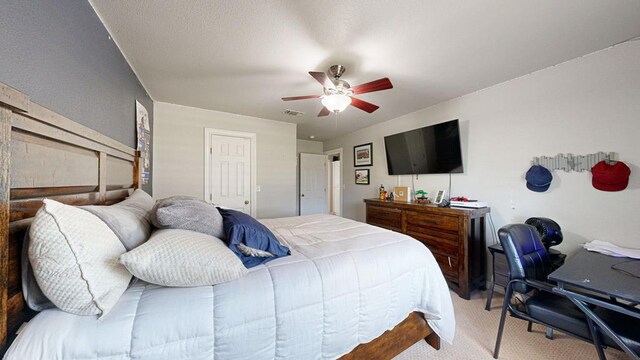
left=244, top=200, right=250, bottom=205
left=301, top=194, right=305, bottom=197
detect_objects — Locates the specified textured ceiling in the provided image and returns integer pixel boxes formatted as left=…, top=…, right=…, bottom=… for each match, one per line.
left=90, top=1, right=640, bottom=141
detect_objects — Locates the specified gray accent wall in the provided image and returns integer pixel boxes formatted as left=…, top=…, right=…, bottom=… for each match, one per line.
left=0, top=0, right=153, bottom=193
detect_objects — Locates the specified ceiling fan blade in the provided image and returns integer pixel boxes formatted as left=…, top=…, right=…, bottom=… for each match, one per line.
left=351, top=77, right=393, bottom=95
left=309, top=71, right=336, bottom=90
left=281, top=95, right=320, bottom=101
left=350, top=97, right=380, bottom=113
left=318, top=107, right=331, bottom=117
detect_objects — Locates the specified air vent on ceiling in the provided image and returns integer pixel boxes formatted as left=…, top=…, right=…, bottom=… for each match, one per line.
left=283, top=109, right=304, bottom=116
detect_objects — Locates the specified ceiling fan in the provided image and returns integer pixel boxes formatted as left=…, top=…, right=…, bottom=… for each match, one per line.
left=282, top=65, right=393, bottom=117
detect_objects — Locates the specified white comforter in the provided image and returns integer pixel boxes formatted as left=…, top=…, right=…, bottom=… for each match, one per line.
left=5, top=215, right=455, bottom=360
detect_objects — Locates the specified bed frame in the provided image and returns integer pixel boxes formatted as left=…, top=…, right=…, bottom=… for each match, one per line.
left=0, top=81, right=440, bottom=358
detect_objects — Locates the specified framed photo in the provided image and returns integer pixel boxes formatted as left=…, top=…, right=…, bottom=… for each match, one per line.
left=354, top=143, right=373, bottom=167
left=434, top=189, right=446, bottom=204
left=355, top=169, right=370, bottom=185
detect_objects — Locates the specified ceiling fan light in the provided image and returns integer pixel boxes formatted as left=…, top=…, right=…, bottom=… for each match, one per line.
left=321, top=94, right=351, bottom=113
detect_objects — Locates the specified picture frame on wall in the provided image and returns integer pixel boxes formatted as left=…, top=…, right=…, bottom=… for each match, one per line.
left=354, top=143, right=373, bottom=167
left=355, top=169, right=370, bottom=185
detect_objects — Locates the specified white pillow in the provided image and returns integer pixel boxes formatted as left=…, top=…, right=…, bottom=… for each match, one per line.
left=28, top=199, right=131, bottom=317
left=118, top=189, right=155, bottom=213
left=119, top=229, right=247, bottom=287
left=82, top=189, right=155, bottom=250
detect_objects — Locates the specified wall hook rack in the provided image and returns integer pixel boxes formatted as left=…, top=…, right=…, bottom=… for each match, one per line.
left=531, top=152, right=617, bottom=172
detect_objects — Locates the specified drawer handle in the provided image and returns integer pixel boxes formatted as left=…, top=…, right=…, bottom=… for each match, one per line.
left=448, top=257, right=452, bottom=267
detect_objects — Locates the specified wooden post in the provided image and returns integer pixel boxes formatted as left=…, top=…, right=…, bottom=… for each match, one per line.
left=0, top=83, right=29, bottom=113
left=133, top=150, right=141, bottom=190
left=98, top=152, right=107, bottom=204
left=0, top=107, right=12, bottom=348
left=425, top=331, right=441, bottom=350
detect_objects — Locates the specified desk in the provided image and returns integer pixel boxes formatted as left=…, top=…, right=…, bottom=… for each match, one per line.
left=549, top=249, right=640, bottom=303
left=549, top=249, right=640, bottom=358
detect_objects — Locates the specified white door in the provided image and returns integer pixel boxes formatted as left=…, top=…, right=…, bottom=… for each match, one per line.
left=300, top=153, right=327, bottom=215
left=206, top=132, right=252, bottom=214
left=331, top=160, right=341, bottom=216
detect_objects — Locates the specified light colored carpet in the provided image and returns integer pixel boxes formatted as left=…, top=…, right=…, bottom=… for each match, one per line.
left=395, top=290, right=628, bottom=360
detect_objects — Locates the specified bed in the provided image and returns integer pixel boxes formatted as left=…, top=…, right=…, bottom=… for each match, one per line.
left=0, top=81, right=454, bottom=359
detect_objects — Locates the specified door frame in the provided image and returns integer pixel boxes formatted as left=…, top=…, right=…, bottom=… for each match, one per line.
left=324, top=147, right=343, bottom=217
left=204, top=128, right=257, bottom=216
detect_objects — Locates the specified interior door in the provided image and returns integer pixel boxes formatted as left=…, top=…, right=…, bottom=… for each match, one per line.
left=300, top=153, right=327, bottom=215
left=331, top=160, right=341, bottom=215
left=208, top=134, right=251, bottom=213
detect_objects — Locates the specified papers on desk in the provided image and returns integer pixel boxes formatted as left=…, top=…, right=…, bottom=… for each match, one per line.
left=584, top=240, right=640, bottom=259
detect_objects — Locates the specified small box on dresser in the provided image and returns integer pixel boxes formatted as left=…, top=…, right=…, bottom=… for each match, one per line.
left=364, top=198, right=490, bottom=300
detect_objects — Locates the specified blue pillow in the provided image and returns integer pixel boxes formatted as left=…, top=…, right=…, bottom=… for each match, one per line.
left=217, top=208, right=290, bottom=268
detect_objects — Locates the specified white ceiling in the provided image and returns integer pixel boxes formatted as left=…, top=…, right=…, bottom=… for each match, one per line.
left=90, top=1, right=640, bottom=141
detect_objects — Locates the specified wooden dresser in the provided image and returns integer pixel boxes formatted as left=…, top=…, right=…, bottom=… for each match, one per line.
left=364, top=199, right=490, bottom=299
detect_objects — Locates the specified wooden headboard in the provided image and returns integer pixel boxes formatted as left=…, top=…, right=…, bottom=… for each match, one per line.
left=0, top=81, right=139, bottom=348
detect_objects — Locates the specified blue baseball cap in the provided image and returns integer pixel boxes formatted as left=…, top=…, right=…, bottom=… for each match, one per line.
left=525, top=165, right=553, bottom=192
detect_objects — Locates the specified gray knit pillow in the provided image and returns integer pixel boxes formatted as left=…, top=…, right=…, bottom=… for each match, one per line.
left=150, top=196, right=225, bottom=239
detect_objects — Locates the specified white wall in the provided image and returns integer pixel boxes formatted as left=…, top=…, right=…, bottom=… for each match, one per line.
left=296, top=139, right=324, bottom=155
left=324, top=40, right=640, bottom=254
left=153, top=102, right=297, bottom=218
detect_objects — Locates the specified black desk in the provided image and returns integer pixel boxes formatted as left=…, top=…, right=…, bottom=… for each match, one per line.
left=549, top=249, right=640, bottom=358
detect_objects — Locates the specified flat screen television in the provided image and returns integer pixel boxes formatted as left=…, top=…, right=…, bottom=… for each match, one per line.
left=384, top=119, right=463, bottom=175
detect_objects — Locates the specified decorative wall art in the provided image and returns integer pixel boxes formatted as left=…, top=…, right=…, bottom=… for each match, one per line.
left=531, top=152, right=616, bottom=172
left=355, top=169, right=370, bottom=185
left=136, top=101, right=151, bottom=185
left=354, top=143, right=373, bottom=167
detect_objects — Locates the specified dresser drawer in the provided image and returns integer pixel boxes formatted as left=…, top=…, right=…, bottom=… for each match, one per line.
left=407, top=230, right=459, bottom=256
left=366, top=205, right=402, bottom=231
left=406, top=211, right=459, bottom=232
left=432, top=252, right=459, bottom=278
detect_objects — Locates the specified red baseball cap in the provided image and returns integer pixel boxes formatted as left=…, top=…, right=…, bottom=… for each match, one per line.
left=591, top=160, right=630, bottom=192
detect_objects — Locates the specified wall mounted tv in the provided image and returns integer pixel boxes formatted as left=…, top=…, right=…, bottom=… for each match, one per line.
left=384, top=119, right=463, bottom=175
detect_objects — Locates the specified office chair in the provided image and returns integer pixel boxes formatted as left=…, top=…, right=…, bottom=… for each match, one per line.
left=524, top=217, right=563, bottom=255
left=493, top=224, right=640, bottom=359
